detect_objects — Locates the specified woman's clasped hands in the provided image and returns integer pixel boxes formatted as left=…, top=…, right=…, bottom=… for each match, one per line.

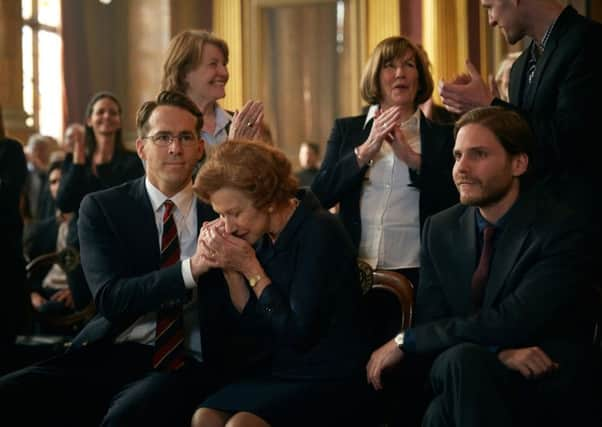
left=197, top=218, right=255, bottom=273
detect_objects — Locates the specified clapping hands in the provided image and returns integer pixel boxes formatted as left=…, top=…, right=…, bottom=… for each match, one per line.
left=439, top=60, right=495, bottom=115
left=228, top=100, right=265, bottom=141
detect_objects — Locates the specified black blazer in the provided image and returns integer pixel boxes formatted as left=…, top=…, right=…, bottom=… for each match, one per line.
left=312, top=112, right=458, bottom=248
left=412, top=193, right=591, bottom=377
left=72, top=178, right=247, bottom=371
left=0, top=138, right=28, bottom=343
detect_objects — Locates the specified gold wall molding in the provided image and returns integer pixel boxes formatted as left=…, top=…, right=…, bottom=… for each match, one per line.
left=422, top=0, right=469, bottom=103
left=366, top=0, right=400, bottom=58
left=213, top=0, right=243, bottom=111
left=0, top=0, right=28, bottom=141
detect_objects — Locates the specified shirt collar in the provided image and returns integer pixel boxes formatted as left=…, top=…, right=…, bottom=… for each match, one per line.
left=214, top=104, right=233, bottom=135
left=145, top=177, right=194, bottom=217
left=475, top=204, right=513, bottom=234
left=363, top=105, right=380, bottom=128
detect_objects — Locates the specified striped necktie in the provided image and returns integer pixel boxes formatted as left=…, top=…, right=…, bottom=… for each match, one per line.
left=152, top=199, right=186, bottom=371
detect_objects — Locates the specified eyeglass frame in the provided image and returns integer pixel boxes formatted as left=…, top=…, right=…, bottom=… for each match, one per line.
left=141, top=132, right=200, bottom=146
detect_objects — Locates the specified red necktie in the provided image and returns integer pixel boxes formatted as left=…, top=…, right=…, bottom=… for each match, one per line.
left=471, top=225, right=495, bottom=309
left=152, top=200, right=186, bottom=371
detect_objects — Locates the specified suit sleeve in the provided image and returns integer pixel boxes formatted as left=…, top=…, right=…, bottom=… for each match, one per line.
left=78, top=192, right=187, bottom=321
left=55, top=154, right=90, bottom=213
left=311, top=119, right=368, bottom=209
left=410, top=214, right=587, bottom=355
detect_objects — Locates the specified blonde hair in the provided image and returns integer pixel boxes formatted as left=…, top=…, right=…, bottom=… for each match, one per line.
left=360, top=36, right=433, bottom=107
left=161, top=29, right=229, bottom=94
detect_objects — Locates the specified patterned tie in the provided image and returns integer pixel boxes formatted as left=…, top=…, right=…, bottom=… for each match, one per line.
left=152, top=200, right=186, bottom=371
left=526, top=43, right=542, bottom=85
left=471, top=225, right=495, bottom=309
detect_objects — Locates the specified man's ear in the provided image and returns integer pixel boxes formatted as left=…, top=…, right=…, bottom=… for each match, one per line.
left=135, top=138, right=146, bottom=160
left=512, top=152, right=528, bottom=177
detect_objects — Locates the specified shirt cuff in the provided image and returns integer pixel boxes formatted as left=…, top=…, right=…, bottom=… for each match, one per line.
left=182, top=258, right=196, bottom=289
left=402, top=328, right=417, bottom=353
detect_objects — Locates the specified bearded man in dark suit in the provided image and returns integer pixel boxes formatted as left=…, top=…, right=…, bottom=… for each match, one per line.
left=367, top=107, right=594, bottom=427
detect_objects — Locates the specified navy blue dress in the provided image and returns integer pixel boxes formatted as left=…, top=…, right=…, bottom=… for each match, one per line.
left=198, top=190, right=376, bottom=426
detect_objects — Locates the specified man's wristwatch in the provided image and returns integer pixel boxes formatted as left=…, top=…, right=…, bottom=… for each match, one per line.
left=394, top=331, right=405, bottom=351
left=248, top=274, right=262, bottom=288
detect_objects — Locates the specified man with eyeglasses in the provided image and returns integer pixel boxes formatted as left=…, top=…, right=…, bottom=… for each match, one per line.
left=0, top=91, right=247, bottom=425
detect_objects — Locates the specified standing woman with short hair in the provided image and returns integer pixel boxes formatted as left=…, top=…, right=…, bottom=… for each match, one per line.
left=312, top=36, right=458, bottom=288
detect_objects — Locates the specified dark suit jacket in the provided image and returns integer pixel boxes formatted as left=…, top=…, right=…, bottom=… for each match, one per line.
left=493, top=6, right=602, bottom=217
left=73, top=178, right=251, bottom=373
left=0, top=138, right=28, bottom=344
left=311, top=112, right=458, bottom=248
left=412, top=193, right=591, bottom=379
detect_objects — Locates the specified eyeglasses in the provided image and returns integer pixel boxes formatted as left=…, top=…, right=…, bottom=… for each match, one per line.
left=142, top=132, right=198, bottom=146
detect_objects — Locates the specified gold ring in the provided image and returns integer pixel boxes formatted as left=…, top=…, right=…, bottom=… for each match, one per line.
left=382, top=122, right=387, bottom=130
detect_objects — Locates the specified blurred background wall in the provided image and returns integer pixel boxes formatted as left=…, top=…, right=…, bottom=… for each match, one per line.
left=1, top=0, right=598, bottom=165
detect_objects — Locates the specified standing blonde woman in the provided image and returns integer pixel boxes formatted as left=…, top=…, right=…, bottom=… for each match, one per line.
left=161, top=29, right=264, bottom=152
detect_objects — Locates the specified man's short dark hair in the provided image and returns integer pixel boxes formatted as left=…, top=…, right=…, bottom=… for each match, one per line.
left=48, top=160, right=64, bottom=175
left=455, top=106, right=535, bottom=178
left=136, top=91, right=203, bottom=138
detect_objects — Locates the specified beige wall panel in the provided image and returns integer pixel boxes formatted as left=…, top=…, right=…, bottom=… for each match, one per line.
left=214, top=0, right=243, bottom=112
left=422, top=0, right=469, bottom=104
left=125, top=0, right=171, bottom=145
left=0, top=0, right=28, bottom=142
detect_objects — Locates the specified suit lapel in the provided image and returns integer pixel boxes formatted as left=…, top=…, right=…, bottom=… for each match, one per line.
left=523, top=36, right=558, bottom=109
left=482, top=197, right=534, bottom=307
left=129, top=178, right=161, bottom=267
left=510, top=51, right=529, bottom=106
left=353, top=116, right=372, bottom=149
left=448, top=207, right=478, bottom=314
left=523, top=6, right=574, bottom=109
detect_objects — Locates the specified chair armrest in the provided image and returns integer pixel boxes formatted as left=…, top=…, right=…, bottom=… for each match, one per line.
left=26, top=252, right=61, bottom=280
left=373, top=270, right=414, bottom=330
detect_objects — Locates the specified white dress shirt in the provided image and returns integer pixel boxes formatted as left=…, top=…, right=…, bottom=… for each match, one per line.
left=201, top=105, right=232, bottom=149
left=358, top=105, right=422, bottom=270
left=116, top=178, right=202, bottom=360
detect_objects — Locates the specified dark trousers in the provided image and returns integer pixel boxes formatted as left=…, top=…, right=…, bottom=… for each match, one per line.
left=0, top=342, right=221, bottom=427
left=422, top=343, right=595, bottom=427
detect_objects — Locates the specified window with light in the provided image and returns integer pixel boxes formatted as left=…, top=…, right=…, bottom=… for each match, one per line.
left=22, top=0, right=63, bottom=139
